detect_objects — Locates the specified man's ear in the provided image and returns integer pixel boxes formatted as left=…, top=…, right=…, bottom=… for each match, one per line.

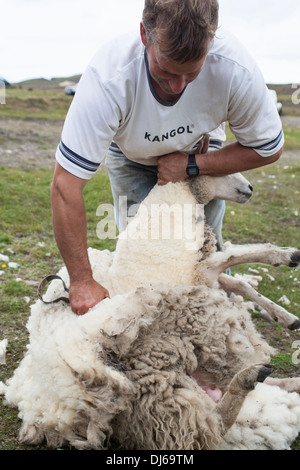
left=140, top=21, right=147, bottom=47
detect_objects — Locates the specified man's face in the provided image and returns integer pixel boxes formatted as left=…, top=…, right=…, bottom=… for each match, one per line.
left=141, top=22, right=208, bottom=101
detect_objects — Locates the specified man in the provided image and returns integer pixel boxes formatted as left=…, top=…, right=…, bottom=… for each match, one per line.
left=51, top=0, right=284, bottom=315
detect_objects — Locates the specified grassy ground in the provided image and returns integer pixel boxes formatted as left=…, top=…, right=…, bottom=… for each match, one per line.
left=0, top=82, right=299, bottom=450
left=0, top=88, right=73, bottom=121
left=0, top=167, right=116, bottom=450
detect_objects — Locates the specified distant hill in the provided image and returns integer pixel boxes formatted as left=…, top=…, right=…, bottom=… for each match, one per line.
left=14, top=76, right=294, bottom=95
left=13, top=75, right=82, bottom=90
left=267, top=84, right=295, bottom=95
left=13, top=75, right=294, bottom=93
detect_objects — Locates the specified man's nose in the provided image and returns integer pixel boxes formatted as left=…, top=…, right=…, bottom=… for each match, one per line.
left=168, top=76, right=187, bottom=94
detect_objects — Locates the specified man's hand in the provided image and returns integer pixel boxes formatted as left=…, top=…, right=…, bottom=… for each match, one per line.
left=69, top=278, right=110, bottom=316
left=157, top=135, right=210, bottom=185
left=157, top=151, right=188, bottom=185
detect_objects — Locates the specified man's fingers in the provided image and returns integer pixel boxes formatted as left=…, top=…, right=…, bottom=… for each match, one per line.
left=69, top=281, right=110, bottom=316
left=72, top=293, right=109, bottom=316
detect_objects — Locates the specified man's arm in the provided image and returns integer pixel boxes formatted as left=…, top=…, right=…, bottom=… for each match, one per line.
left=51, top=163, right=110, bottom=315
left=157, top=142, right=283, bottom=184
left=196, top=142, right=282, bottom=175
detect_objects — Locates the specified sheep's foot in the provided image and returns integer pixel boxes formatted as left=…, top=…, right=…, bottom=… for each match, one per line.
left=218, top=273, right=300, bottom=330
left=216, top=363, right=273, bottom=436
left=264, top=377, right=300, bottom=394
left=203, top=244, right=300, bottom=283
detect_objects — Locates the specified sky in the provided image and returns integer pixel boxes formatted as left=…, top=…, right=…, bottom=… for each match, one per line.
left=1, top=0, right=299, bottom=84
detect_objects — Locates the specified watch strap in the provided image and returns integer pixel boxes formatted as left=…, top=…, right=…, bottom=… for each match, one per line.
left=186, top=154, right=200, bottom=177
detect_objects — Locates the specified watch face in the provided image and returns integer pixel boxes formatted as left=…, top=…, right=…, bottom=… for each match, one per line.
left=186, top=154, right=199, bottom=177
left=186, top=167, right=199, bottom=177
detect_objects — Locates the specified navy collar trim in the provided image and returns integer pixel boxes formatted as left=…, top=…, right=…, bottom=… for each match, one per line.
left=144, top=48, right=186, bottom=107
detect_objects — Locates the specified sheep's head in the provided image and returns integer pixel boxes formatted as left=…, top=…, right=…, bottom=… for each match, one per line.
left=188, top=173, right=253, bottom=205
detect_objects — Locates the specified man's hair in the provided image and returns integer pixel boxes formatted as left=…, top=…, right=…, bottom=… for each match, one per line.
left=142, top=0, right=219, bottom=63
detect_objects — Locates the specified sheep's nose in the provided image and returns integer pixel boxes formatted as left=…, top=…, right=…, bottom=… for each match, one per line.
left=249, top=184, right=254, bottom=192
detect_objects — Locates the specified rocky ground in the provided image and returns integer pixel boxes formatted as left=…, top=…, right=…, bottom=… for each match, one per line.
left=0, top=118, right=63, bottom=170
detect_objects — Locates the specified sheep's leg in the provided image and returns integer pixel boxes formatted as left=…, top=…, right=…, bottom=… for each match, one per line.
left=264, top=377, right=300, bottom=394
left=216, top=363, right=273, bottom=436
left=218, top=273, right=300, bottom=330
left=204, top=244, right=300, bottom=282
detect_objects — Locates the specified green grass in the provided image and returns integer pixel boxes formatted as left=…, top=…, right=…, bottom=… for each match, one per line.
left=226, top=122, right=300, bottom=151
left=0, top=166, right=116, bottom=449
left=282, top=127, right=300, bottom=149
left=223, top=164, right=300, bottom=247
left=0, top=88, right=73, bottom=120
left=0, top=167, right=115, bottom=288
left=223, top=162, right=300, bottom=385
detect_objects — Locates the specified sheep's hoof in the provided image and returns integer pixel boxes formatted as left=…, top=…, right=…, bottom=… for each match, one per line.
left=257, top=364, right=273, bottom=383
left=289, top=318, right=300, bottom=331
left=289, top=250, right=300, bottom=268
left=232, top=364, right=273, bottom=393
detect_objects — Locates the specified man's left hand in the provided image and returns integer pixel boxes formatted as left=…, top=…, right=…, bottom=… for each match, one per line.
left=157, top=151, right=189, bottom=185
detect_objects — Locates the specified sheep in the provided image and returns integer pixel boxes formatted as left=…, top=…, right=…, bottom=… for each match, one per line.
left=1, top=169, right=300, bottom=450
left=91, top=171, right=300, bottom=330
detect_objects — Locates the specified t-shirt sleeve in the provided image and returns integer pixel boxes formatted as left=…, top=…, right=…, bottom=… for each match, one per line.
left=227, top=64, right=284, bottom=157
left=55, top=65, right=120, bottom=179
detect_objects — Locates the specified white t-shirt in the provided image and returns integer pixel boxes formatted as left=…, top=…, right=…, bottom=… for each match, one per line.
left=56, top=28, right=284, bottom=180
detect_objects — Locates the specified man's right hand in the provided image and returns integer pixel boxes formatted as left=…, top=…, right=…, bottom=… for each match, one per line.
left=69, top=278, right=110, bottom=316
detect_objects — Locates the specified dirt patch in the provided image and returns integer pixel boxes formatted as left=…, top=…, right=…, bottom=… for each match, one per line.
left=0, top=118, right=63, bottom=171
left=281, top=148, right=300, bottom=164
left=281, top=116, right=300, bottom=128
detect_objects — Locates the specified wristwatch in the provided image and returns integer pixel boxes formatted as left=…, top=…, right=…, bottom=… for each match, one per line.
left=186, top=154, right=199, bottom=177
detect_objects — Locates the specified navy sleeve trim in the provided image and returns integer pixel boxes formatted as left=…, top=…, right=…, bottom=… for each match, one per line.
left=252, top=130, right=283, bottom=151
left=59, top=140, right=99, bottom=172
left=208, top=139, right=223, bottom=150
left=109, top=142, right=124, bottom=154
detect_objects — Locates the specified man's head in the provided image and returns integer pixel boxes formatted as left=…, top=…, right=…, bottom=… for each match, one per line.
left=141, top=0, right=219, bottom=99
left=142, top=0, right=219, bottom=64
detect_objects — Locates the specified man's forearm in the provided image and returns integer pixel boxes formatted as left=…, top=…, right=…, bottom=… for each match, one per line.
left=51, top=170, right=92, bottom=283
left=157, top=142, right=283, bottom=184
left=196, top=142, right=282, bottom=176
left=50, top=164, right=110, bottom=315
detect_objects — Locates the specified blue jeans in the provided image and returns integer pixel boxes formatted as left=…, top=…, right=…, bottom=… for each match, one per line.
left=106, top=148, right=226, bottom=250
